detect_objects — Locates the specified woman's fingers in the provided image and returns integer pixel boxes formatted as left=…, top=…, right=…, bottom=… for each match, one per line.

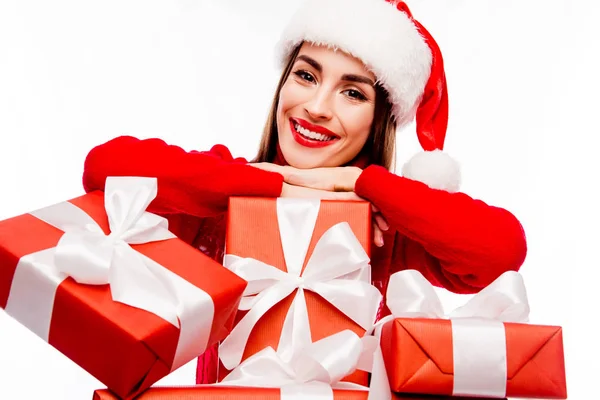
left=281, top=183, right=367, bottom=202
left=374, top=212, right=389, bottom=232
left=373, top=222, right=384, bottom=247
left=249, top=163, right=292, bottom=179
left=248, top=162, right=279, bottom=172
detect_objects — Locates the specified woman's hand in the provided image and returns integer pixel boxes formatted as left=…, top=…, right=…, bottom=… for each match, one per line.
left=251, top=163, right=362, bottom=192
left=279, top=182, right=363, bottom=201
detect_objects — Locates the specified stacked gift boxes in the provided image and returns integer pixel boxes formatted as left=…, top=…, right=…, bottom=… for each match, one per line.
left=0, top=180, right=568, bottom=399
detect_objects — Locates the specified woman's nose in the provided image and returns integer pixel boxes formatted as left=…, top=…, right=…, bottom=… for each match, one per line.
left=304, top=88, right=334, bottom=121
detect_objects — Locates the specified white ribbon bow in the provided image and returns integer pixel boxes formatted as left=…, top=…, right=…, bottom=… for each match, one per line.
left=386, top=269, right=530, bottom=322
left=377, top=269, right=530, bottom=398
left=220, top=329, right=385, bottom=400
left=5, top=176, right=215, bottom=370
left=219, top=198, right=382, bottom=370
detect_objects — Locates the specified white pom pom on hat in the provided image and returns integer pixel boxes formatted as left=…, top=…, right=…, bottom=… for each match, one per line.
left=401, top=150, right=461, bottom=193
left=275, top=0, right=461, bottom=192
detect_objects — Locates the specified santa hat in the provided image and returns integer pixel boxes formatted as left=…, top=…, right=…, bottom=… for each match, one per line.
left=275, top=0, right=461, bottom=192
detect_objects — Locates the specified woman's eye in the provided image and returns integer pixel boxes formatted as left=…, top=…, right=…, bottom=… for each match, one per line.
left=344, top=89, right=367, bottom=101
left=293, top=70, right=315, bottom=83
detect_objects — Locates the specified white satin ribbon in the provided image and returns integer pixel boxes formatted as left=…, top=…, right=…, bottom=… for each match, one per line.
left=219, top=198, right=382, bottom=370
left=4, top=176, right=215, bottom=370
left=219, top=329, right=387, bottom=400
left=380, top=269, right=530, bottom=398
left=280, top=383, right=334, bottom=400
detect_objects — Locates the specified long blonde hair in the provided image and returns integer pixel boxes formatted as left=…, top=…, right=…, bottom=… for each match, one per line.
left=253, top=43, right=397, bottom=170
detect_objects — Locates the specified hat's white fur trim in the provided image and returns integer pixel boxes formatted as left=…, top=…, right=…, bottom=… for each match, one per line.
left=402, top=150, right=461, bottom=192
left=275, top=0, right=432, bottom=128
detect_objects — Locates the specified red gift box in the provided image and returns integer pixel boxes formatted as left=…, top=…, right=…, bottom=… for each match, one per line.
left=92, top=386, right=507, bottom=400
left=217, top=197, right=382, bottom=385
left=93, top=386, right=368, bottom=400
left=0, top=177, right=247, bottom=399
left=378, top=270, right=567, bottom=399
left=381, top=318, right=566, bottom=399
left=93, top=329, right=382, bottom=400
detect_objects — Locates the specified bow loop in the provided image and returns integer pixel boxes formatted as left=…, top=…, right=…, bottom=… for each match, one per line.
left=222, top=330, right=368, bottom=388
left=104, top=177, right=173, bottom=244
left=449, top=271, right=530, bottom=322
left=291, top=330, right=363, bottom=384
left=303, top=222, right=371, bottom=283
left=54, top=230, right=116, bottom=285
left=104, top=177, right=154, bottom=237
left=222, top=347, right=298, bottom=387
left=386, top=269, right=445, bottom=318
left=224, top=255, right=292, bottom=296
left=386, top=270, right=530, bottom=322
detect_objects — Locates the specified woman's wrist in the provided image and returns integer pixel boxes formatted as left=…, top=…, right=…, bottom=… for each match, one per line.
left=341, top=166, right=363, bottom=192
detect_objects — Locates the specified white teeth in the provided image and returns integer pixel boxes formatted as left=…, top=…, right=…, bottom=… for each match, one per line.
left=294, top=123, right=335, bottom=142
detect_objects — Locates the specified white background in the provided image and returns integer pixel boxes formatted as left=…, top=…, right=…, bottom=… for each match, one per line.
left=0, top=0, right=598, bottom=399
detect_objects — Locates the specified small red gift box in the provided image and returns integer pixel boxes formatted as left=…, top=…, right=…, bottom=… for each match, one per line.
left=381, top=318, right=566, bottom=398
left=379, top=270, right=567, bottom=399
left=0, top=177, right=247, bottom=399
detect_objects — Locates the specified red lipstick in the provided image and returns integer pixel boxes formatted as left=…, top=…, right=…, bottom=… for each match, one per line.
left=289, top=118, right=340, bottom=149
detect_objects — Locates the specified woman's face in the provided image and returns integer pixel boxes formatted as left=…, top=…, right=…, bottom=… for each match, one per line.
left=276, top=43, right=377, bottom=168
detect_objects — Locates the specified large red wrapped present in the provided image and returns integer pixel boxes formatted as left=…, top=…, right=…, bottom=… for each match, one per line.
left=217, top=197, right=383, bottom=385
left=93, top=386, right=368, bottom=400
left=93, top=330, right=391, bottom=400
left=93, top=387, right=506, bottom=400
left=377, top=270, right=567, bottom=399
left=0, top=177, right=247, bottom=399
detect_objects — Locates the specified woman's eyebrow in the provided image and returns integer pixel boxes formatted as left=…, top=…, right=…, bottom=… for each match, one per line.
left=296, top=54, right=375, bottom=86
left=296, top=54, right=322, bottom=72
left=341, top=74, right=375, bottom=87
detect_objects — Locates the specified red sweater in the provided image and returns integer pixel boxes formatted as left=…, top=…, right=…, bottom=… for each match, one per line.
left=82, top=135, right=527, bottom=382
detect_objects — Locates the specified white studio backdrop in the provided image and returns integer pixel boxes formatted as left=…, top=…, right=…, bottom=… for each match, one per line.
left=0, top=0, right=598, bottom=399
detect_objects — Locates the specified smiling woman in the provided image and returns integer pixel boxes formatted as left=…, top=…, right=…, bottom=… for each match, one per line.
left=81, top=0, right=528, bottom=385
left=263, top=45, right=389, bottom=169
